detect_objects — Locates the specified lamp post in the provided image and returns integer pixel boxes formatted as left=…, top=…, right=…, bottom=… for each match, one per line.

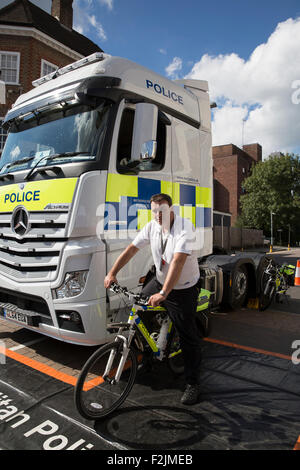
left=277, top=229, right=282, bottom=246
left=288, top=224, right=291, bottom=251
left=270, top=211, right=276, bottom=253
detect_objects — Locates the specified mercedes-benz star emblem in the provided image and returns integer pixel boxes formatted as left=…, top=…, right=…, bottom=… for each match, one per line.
left=11, top=206, right=30, bottom=238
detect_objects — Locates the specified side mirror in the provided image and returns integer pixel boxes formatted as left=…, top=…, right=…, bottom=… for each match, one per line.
left=131, top=103, right=158, bottom=163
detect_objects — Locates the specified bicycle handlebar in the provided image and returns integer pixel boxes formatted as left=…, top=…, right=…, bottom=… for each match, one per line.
left=264, top=259, right=295, bottom=278
left=109, top=282, right=150, bottom=306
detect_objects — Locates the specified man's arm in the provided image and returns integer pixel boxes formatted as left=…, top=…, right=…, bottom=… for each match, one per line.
left=104, top=243, right=139, bottom=288
left=148, top=252, right=188, bottom=307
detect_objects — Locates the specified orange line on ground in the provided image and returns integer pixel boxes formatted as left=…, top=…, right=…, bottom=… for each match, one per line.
left=293, top=435, right=300, bottom=450
left=203, top=337, right=292, bottom=361
left=83, top=375, right=104, bottom=391
left=5, top=348, right=77, bottom=387
left=3, top=338, right=291, bottom=391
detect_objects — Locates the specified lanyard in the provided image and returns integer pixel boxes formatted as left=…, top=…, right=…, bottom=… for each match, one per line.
left=161, top=229, right=169, bottom=254
left=160, top=230, right=169, bottom=269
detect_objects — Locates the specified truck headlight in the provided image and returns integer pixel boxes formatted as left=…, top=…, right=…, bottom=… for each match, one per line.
left=53, top=271, right=88, bottom=299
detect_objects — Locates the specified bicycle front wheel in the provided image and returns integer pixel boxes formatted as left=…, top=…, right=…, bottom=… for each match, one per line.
left=74, top=341, right=137, bottom=420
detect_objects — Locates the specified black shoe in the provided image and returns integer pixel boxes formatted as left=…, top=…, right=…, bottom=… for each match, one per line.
left=181, top=384, right=201, bottom=405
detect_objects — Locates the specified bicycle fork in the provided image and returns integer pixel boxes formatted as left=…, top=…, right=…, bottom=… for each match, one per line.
left=103, top=328, right=135, bottom=384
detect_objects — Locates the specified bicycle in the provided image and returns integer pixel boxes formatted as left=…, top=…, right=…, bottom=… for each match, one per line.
left=259, top=258, right=295, bottom=311
left=74, top=282, right=211, bottom=420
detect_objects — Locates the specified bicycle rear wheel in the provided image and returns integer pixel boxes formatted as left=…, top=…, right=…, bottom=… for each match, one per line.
left=167, top=327, right=184, bottom=375
left=195, top=308, right=210, bottom=338
left=259, top=275, right=276, bottom=311
left=74, top=341, right=137, bottom=420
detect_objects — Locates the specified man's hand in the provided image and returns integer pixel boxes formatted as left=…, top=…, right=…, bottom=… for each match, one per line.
left=104, top=273, right=117, bottom=289
left=148, top=293, right=166, bottom=307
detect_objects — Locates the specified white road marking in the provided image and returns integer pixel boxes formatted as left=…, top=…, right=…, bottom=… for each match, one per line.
left=9, top=337, right=46, bottom=351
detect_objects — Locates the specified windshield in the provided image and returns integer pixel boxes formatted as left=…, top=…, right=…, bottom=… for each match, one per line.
left=0, top=100, right=111, bottom=175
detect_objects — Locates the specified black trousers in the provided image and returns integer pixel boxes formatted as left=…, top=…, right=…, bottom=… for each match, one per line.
left=141, top=277, right=202, bottom=385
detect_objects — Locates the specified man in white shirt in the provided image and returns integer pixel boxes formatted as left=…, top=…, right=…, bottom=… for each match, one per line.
left=104, top=193, right=202, bottom=405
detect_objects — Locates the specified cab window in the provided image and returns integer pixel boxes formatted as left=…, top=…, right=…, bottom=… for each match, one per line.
left=117, top=108, right=166, bottom=173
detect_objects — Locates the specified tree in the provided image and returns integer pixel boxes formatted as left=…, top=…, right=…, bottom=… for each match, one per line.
left=239, top=153, right=300, bottom=244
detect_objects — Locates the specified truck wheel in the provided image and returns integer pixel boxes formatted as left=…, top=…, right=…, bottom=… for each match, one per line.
left=230, top=265, right=248, bottom=309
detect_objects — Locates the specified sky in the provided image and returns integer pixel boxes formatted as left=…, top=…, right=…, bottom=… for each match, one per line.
left=2, top=0, right=300, bottom=158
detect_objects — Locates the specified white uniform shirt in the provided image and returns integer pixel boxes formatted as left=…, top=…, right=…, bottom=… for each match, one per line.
left=132, top=215, right=200, bottom=289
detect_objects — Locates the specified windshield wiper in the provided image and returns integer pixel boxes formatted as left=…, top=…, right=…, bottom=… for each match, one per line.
left=0, top=155, right=38, bottom=181
left=8, top=155, right=37, bottom=169
left=0, top=155, right=36, bottom=174
left=25, top=151, right=91, bottom=180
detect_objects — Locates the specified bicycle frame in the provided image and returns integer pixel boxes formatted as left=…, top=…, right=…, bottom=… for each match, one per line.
left=129, top=304, right=171, bottom=358
left=104, top=303, right=173, bottom=384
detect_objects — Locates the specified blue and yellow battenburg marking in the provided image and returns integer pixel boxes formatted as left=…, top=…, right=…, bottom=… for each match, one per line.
left=0, top=178, right=78, bottom=212
left=105, top=173, right=211, bottom=230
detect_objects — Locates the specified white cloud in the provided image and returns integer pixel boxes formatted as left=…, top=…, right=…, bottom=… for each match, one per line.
left=159, top=48, right=167, bottom=55
left=211, top=101, right=248, bottom=147
left=88, top=14, right=107, bottom=40
left=73, top=1, right=107, bottom=42
left=98, top=0, right=113, bottom=10
left=185, top=18, right=300, bottom=157
left=165, top=57, right=182, bottom=79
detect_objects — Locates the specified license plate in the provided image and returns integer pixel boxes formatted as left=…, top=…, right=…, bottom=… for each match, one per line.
left=4, top=309, right=29, bottom=325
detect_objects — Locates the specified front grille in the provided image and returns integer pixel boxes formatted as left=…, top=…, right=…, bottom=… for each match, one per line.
left=0, top=210, right=69, bottom=281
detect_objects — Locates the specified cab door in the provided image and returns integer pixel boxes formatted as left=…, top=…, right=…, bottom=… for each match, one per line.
left=105, top=100, right=172, bottom=309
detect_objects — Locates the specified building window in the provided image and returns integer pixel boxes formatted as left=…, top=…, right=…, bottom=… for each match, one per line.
left=0, top=52, right=20, bottom=84
left=0, top=119, right=8, bottom=153
left=41, top=59, right=58, bottom=77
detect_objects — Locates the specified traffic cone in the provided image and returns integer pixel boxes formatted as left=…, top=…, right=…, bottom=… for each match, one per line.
left=295, top=260, right=300, bottom=286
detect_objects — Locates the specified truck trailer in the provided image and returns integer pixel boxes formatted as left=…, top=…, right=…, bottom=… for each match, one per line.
left=0, top=52, right=266, bottom=345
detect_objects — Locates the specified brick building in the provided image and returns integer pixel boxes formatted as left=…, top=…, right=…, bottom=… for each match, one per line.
left=0, top=0, right=103, bottom=153
left=213, top=143, right=262, bottom=225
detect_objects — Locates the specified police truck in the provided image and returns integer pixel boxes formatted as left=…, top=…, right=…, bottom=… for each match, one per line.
left=0, top=53, right=266, bottom=345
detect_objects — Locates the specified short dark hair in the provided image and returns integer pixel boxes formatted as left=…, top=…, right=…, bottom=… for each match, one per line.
left=150, top=193, right=173, bottom=207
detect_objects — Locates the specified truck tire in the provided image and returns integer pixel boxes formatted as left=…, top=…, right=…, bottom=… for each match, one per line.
left=230, top=265, right=248, bottom=309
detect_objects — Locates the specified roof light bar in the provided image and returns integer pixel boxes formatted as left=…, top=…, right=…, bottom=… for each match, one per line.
left=32, top=52, right=106, bottom=88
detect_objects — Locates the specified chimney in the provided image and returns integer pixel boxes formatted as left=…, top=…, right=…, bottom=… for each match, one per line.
left=242, top=143, right=262, bottom=162
left=51, top=0, right=73, bottom=29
